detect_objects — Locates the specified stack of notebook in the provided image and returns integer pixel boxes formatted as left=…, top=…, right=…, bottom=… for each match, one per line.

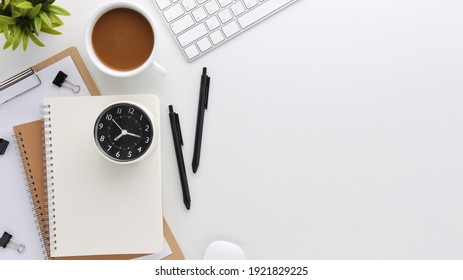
left=9, top=47, right=183, bottom=260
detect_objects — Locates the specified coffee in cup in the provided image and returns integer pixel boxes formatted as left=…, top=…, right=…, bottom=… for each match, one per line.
left=85, top=2, right=166, bottom=77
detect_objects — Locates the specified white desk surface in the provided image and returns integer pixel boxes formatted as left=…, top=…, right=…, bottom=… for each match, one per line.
left=1, top=0, right=463, bottom=259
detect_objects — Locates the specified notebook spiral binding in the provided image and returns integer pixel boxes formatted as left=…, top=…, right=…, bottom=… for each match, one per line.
left=41, top=104, right=57, bottom=255
left=13, top=131, right=49, bottom=260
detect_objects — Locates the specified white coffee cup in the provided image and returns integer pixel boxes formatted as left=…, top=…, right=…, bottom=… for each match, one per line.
left=85, top=2, right=167, bottom=77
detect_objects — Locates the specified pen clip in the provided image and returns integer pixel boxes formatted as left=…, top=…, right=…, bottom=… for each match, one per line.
left=175, top=113, right=184, bottom=146
left=204, top=76, right=210, bottom=110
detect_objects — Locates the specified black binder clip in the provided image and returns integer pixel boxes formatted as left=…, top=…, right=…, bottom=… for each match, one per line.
left=0, top=232, right=25, bottom=253
left=0, top=138, right=9, bottom=155
left=52, top=71, right=80, bottom=93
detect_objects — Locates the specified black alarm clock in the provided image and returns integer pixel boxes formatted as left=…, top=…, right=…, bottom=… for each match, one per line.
left=94, top=102, right=157, bottom=164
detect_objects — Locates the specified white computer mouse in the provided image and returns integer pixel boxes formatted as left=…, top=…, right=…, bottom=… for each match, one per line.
left=203, top=241, right=245, bottom=260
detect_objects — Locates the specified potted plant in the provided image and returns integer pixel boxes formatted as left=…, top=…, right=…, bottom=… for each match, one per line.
left=0, top=0, right=69, bottom=51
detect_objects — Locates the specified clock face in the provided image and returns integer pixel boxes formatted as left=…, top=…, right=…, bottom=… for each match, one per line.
left=94, top=102, right=155, bottom=163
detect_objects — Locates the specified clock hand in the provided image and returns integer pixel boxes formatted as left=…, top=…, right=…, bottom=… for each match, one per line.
left=112, top=119, right=124, bottom=131
left=114, top=133, right=124, bottom=141
left=114, top=130, right=128, bottom=141
left=126, top=132, right=141, bottom=138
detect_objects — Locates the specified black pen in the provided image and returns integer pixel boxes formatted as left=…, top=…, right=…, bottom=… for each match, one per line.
left=192, top=67, right=210, bottom=173
left=169, top=105, right=191, bottom=210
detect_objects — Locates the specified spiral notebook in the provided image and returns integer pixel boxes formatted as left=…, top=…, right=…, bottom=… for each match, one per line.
left=41, top=94, right=163, bottom=258
left=9, top=47, right=184, bottom=260
left=13, top=120, right=182, bottom=260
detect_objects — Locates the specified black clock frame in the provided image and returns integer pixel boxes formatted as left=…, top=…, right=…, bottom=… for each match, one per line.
left=94, top=102, right=155, bottom=163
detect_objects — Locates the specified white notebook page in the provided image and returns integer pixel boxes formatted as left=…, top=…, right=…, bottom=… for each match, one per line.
left=43, top=94, right=163, bottom=257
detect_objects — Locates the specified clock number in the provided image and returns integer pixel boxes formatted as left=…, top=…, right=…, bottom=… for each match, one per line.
left=117, top=107, right=122, bottom=114
left=99, top=123, right=103, bottom=129
left=128, top=107, right=135, bottom=114
left=145, top=125, right=149, bottom=132
left=137, top=147, right=142, bottom=153
left=107, top=145, right=112, bottom=151
left=100, top=135, right=105, bottom=142
left=116, top=151, right=120, bottom=158
left=127, top=151, right=132, bottom=158
left=140, top=115, right=143, bottom=121
left=145, top=137, right=150, bottom=144
left=105, top=114, right=112, bottom=121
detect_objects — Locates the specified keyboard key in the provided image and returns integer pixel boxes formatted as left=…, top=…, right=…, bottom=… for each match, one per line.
left=192, top=7, right=207, bottom=22
left=184, top=44, right=200, bottom=59
left=218, top=0, right=233, bottom=7
left=222, top=21, right=240, bottom=37
left=218, top=9, right=233, bottom=23
left=209, top=30, right=224, bottom=44
left=197, top=37, right=212, bottom=52
left=243, top=0, right=258, bottom=9
left=156, top=0, right=171, bottom=10
left=205, top=16, right=220, bottom=30
left=231, top=2, right=246, bottom=16
left=155, top=0, right=297, bottom=61
left=177, top=23, right=208, bottom=47
left=163, top=4, right=184, bottom=22
left=182, top=0, right=197, bottom=11
left=171, top=14, right=195, bottom=35
left=205, top=0, right=220, bottom=14
left=238, top=0, right=292, bottom=28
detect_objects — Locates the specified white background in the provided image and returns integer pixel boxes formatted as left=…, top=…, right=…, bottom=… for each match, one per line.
left=1, top=0, right=463, bottom=259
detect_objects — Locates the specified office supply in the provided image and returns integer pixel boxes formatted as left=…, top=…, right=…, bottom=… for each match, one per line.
left=0, top=138, right=9, bottom=155
left=154, top=0, right=299, bottom=61
left=192, top=67, right=210, bottom=173
left=0, top=67, right=41, bottom=106
left=42, top=94, right=163, bottom=257
left=13, top=119, right=184, bottom=260
left=169, top=105, right=191, bottom=210
left=2, top=47, right=183, bottom=260
left=0, top=232, right=25, bottom=253
left=52, top=71, right=80, bottom=93
left=94, top=102, right=157, bottom=164
left=203, top=241, right=245, bottom=260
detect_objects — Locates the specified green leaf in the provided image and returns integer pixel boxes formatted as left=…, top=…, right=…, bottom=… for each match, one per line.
left=39, top=11, right=51, bottom=28
left=3, top=37, right=14, bottom=50
left=41, top=27, right=61, bottom=35
left=0, top=15, right=17, bottom=25
left=47, top=11, right=63, bottom=26
left=3, top=0, right=11, bottom=10
left=33, top=16, right=42, bottom=33
left=46, top=5, right=70, bottom=16
left=27, top=29, right=44, bottom=47
left=12, top=11, right=22, bottom=18
left=12, top=28, right=23, bottom=50
left=2, top=24, right=10, bottom=40
left=3, top=24, right=9, bottom=40
left=22, top=31, right=29, bottom=51
left=27, top=3, right=42, bottom=19
left=15, top=1, right=34, bottom=10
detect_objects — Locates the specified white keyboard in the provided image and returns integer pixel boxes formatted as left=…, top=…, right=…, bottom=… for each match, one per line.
left=154, top=0, right=298, bottom=61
